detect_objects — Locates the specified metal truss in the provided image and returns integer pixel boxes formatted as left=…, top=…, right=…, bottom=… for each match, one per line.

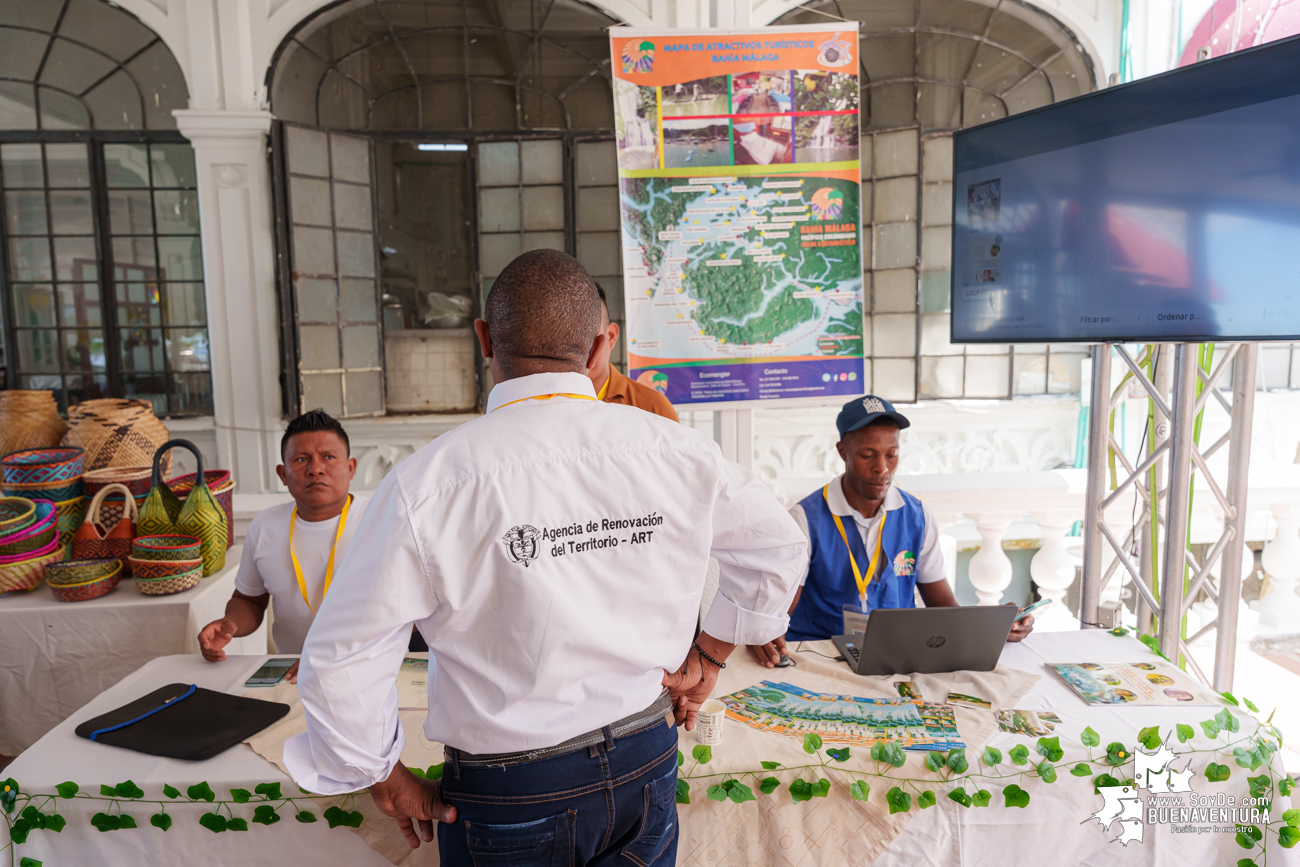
left=1080, top=342, right=1259, bottom=691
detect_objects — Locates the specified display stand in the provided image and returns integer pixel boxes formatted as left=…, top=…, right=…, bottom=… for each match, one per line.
left=1079, top=342, right=1258, bottom=691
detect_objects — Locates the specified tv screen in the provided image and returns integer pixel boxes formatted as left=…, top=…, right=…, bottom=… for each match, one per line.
left=951, top=35, right=1300, bottom=344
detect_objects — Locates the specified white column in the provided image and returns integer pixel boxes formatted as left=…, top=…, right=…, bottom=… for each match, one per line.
left=1255, top=502, right=1300, bottom=630
left=1029, top=509, right=1080, bottom=630
left=714, top=409, right=754, bottom=470
left=174, top=110, right=283, bottom=494
left=968, top=511, right=1018, bottom=605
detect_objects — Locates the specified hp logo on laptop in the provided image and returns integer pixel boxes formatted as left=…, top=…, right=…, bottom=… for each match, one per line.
left=926, top=635, right=946, bottom=648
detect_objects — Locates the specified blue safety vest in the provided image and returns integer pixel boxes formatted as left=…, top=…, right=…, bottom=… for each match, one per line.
left=786, top=483, right=928, bottom=641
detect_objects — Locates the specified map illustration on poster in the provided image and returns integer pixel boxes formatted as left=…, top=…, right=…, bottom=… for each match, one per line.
left=610, top=25, right=865, bottom=406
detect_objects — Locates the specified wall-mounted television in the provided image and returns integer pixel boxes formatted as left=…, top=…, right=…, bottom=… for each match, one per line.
left=951, top=35, right=1300, bottom=344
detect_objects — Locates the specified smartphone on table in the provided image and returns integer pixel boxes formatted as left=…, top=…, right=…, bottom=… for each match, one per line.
left=245, top=658, right=298, bottom=688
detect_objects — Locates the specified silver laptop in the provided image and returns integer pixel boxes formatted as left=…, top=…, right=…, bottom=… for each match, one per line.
left=831, top=605, right=1018, bottom=676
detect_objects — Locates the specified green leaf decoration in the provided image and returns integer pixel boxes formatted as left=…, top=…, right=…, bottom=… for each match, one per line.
left=972, top=789, right=991, bottom=807
left=1137, top=726, right=1161, bottom=750
left=678, top=750, right=684, bottom=768
left=727, top=782, right=756, bottom=804
left=428, top=764, right=444, bottom=781
left=254, top=782, right=282, bottom=800
left=44, top=814, right=65, bottom=833
left=1, top=778, right=18, bottom=814
left=789, top=779, right=813, bottom=804
left=99, top=785, right=117, bottom=797
left=54, top=782, right=78, bottom=799
left=1109, top=626, right=1129, bottom=636
left=1234, top=748, right=1257, bottom=769
left=1279, top=825, right=1299, bottom=849
left=1070, top=763, right=1093, bottom=777
left=324, top=806, right=364, bottom=829
left=948, top=788, right=971, bottom=807
left=1009, top=745, right=1030, bottom=766
left=1244, top=697, right=1259, bottom=713
left=199, top=812, right=228, bottom=833
left=803, top=733, right=823, bottom=754
left=9, top=818, right=31, bottom=844
left=115, top=780, right=144, bottom=799
left=227, top=818, right=249, bottom=832
left=884, top=742, right=906, bottom=768
left=1105, top=743, right=1130, bottom=767
left=1080, top=727, right=1100, bottom=747
left=230, top=788, right=251, bottom=804
left=1236, top=826, right=1261, bottom=849
left=1202, top=720, right=1221, bottom=739
left=295, top=810, right=318, bottom=823
left=849, top=780, right=869, bottom=802
left=692, top=745, right=713, bottom=764
left=1093, top=773, right=1119, bottom=793
left=918, top=790, right=936, bottom=809
left=151, top=813, right=173, bottom=831
left=1248, top=775, right=1271, bottom=798
left=187, top=782, right=216, bottom=803
left=1217, top=709, right=1241, bottom=733
left=1003, top=784, right=1031, bottom=808
left=253, top=805, right=281, bottom=825
left=1284, top=808, right=1299, bottom=826
left=1036, top=737, right=1063, bottom=762
left=19, top=858, right=42, bottom=867
left=91, top=812, right=121, bottom=832
left=1176, top=724, right=1194, bottom=743
left=826, top=748, right=850, bottom=762
left=886, top=786, right=911, bottom=814
left=408, top=767, right=426, bottom=779
left=982, top=746, right=1002, bottom=767
left=946, top=749, right=968, bottom=774
left=1220, top=691, right=1240, bottom=707
left=871, top=741, right=886, bottom=763
left=1205, top=763, right=1231, bottom=782
left=676, top=779, right=690, bottom=805
left=1037, top=761, right=1057, bottom=784
left=925, top=752, right=944, bottom=773
left=761, top=761, right=781, bottom=770
left=1281, top=777, right=1296, bottom=797
left=812, top=779, right=831, bottom=798
left=163, top=784, right=180, bottom=799
left=707, top=784, right=727, bottom=802
left=760, top=777, right=780, bottom=795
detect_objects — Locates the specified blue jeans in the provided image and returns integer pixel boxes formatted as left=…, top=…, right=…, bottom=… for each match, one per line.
left=438, top=718, right=679, bottom=866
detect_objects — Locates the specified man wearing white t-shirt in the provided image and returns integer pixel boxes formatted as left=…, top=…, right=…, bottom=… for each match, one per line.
left=198, top=409, right=368, bottom=680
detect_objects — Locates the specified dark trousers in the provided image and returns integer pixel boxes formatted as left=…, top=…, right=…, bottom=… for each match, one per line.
left=438, top=718, right=679, bottom=866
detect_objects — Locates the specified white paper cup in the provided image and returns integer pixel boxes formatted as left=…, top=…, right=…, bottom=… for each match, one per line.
left=696, top=698, right=727, bottom=745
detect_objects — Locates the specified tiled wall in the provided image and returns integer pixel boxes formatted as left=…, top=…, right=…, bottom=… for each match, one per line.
left=384, top=328, right=476, bottom=413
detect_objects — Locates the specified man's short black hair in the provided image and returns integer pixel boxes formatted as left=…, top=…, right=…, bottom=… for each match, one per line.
left=281, top=408, right=350, bottom=459
left=596, top=284, right=607, bottom=303
left=484, top=249, right=601, bottom=369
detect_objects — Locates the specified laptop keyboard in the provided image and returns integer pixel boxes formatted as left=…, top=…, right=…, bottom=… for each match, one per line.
left=844, top=642, right=861, bottom=663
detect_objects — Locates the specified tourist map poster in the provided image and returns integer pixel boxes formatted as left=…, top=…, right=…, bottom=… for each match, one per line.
left=610, top=25, right=866, bottom=405
left=1047, top=661, right=1218, bottom=707
left=721, top=681, right=963, bottom=751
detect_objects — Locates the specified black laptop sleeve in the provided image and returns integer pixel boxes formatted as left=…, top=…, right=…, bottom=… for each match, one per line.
left=74, top=683, right=290, bottom=761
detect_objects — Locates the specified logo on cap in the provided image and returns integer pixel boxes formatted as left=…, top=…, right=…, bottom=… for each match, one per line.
left=862, top=397, right=886, bottom=414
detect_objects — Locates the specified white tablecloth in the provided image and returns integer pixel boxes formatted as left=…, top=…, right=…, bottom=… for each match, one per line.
left=0, top=545, right=266, bottom=755
left=5, top=632, right=1297, bottom=866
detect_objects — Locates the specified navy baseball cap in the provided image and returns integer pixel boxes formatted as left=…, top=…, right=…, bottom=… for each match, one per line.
left=836, top=395, right=911, bottom=439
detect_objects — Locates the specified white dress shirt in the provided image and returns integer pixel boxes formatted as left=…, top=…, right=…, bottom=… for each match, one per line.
left=233, top=495, right=370, bottom=654
left=285, top=371, right=806, bottom=794
left=788, top=475, right=944, bottom=585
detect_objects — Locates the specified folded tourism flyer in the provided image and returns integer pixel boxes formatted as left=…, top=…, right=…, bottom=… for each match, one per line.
left=720, top=681, right=963, bottom=751
left=397, top=656, right=429, bottom=710
left=1047, top=661, right=1217, bottom=707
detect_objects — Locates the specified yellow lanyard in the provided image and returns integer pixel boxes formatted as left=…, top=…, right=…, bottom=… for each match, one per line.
left=492, top=393, right=599, bottom=411
left=289, top=494, right=352, bottom=613
left=596, top=375, right=611, bottom=401
left=823, top=484, right=886, bottom=602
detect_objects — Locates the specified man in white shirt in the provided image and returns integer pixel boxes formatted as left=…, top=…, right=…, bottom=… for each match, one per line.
left=748, top=396, right=1033, bottom=667
left=285, top=250, right=806, bottom=865
left=197, top=409, right=368, bottom=680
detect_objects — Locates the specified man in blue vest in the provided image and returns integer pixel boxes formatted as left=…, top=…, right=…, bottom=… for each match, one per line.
left=748, top=395, right=1035, bottom=667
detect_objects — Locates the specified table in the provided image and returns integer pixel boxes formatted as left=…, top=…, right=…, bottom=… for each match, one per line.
left=0, top=545, right=266, bottom=755
left=5, top=631, right=1297, bottom=866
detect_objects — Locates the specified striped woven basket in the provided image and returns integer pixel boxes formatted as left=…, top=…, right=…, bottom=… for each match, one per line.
left=0, top=544, right=64, bottom=593
left=0, top=497, right=36, bottom=535
left=53, top=497, right=87, bottom=551
left=4, top=477, right=86, bottom=503
left=0, top=501, right=57, bottom=558
left=134, top=566, right=202, bottom=596
left=83, top=466, right=153, bottom=499
left=47, top=558, right=123, bottom=603
left=127, top=556, right=203, bottom=579
left=132, top=534, right=202, bottom=561
left=1, top=447, right=84, bottom=486
left=62, top=399, right=170, bottom=475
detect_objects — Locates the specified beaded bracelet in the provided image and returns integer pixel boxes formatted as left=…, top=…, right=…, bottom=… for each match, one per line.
left=693, top=641, right=727, bottom=670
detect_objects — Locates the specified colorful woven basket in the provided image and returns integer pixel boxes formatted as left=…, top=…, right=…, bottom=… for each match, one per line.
left=0, top=497, right=37, bottom=535
left=4, top=478, right=86, bottom=503
left=47, top=558, right=122, bottom=603
left=83, top=466, right=154, bottom=499
left=72, top=483, right=138, bottom=575
left=0, top=532, right=59, bottom=564
left=127, top=556, right=203, bottom=579
left=137, top=440, right=226, bottom=576
left=1, top=447, right=85, bottom=486
left=0, top=500, right=57, bottom=558
left=53, top=496, right=87, bottom=549
left=134, top=566, right=202, bottom=596
left=132, top=534, right=202, bottom=561
left=169, top=470, right=235, bottom=549
left=0, top=544, right=64, bottom=593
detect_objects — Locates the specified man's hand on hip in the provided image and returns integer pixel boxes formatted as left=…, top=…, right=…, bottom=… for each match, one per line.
left=662, top=632, right=735, bottom=731
left=369, top=761, right=457, bottom=849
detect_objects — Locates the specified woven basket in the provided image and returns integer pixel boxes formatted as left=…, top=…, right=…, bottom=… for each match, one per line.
left=63, top=399, right=170, bottom=475
left=134, top=567, right=202, bottom=596
left=0, top=544, right=64, bottom=593
left=0, top=497, right=36, bottom=535
left=0, top=532, right=59, bottom=564
left=84, top=466, right=153, bottom=499
left=137, top=440, right=226, bottom=576
left=4, top=478, right=85, bottom=503
left=49, top=562, right=122, bottom=602
left=48, top=557, right=120, bottom=585
left=73, top=483, right=138, bottom=573
left=170, top=471, right=235, bottom=549
left=132, top=534, right=202, bottom=561
left=1, top=447, right=84, bottom=486
left=0, top=501, right=57, bottom=557
left=53, top=497, right=87, bottom=549
left=0, top=390, right=67, bottom=455
left=127, top=556, right=203, bottom=579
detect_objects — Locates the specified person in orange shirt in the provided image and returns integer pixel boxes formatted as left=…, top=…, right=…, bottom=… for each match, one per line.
left=588, top=285, right=679, bottom=421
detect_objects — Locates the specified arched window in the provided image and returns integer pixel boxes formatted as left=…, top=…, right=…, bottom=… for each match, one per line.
left=268, top=0, right=621, bottom=417
left=0, top=0, right=209, bottom=416
left=777, top=0, right=1096, bottom=402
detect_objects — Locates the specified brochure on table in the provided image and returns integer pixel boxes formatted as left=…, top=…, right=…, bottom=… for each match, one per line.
left=1048, top=660, right=1217, bottom=706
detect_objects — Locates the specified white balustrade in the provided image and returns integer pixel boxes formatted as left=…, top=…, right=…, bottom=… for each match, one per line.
left=968, top=512, right=1018, bottom=605
left=1254, top=502, right=1300, bottom=631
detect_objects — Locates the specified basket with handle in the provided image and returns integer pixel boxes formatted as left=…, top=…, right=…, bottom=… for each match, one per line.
left=72, top=483, right=139, bottom=574
left=169, top=470, right=235, bottom=549
left=137, top=440, right=226, bottom=576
